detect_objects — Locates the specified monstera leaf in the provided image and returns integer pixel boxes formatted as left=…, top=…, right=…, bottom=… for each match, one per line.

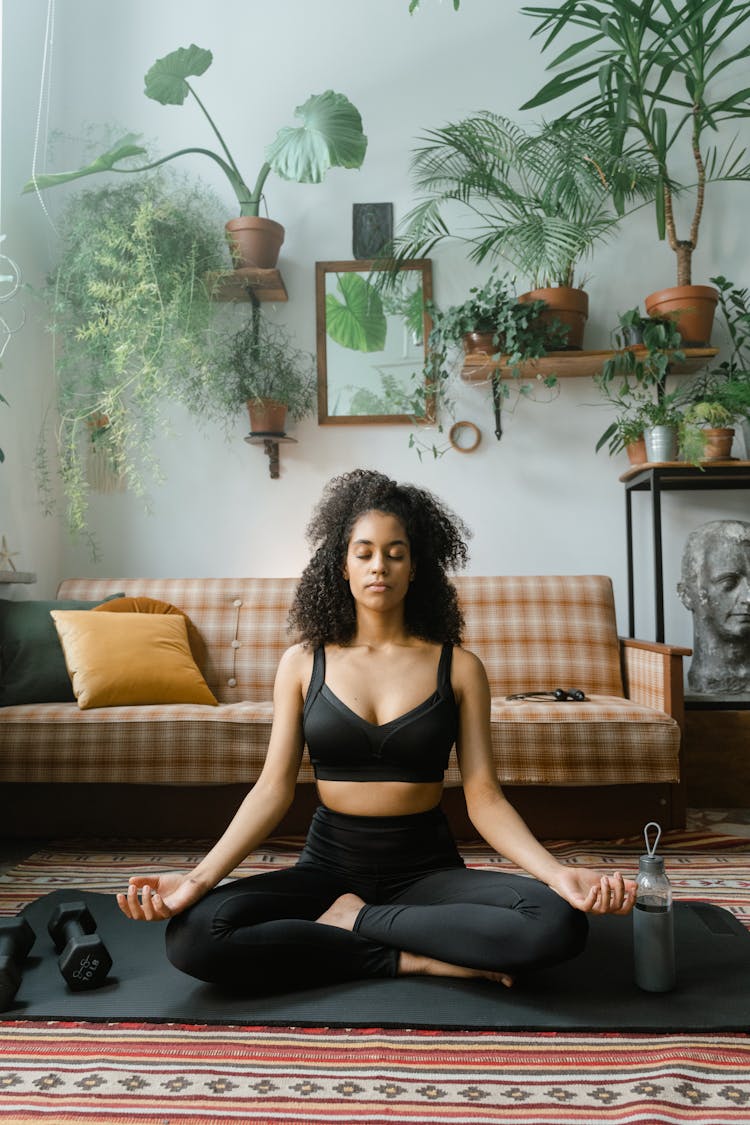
left=266, top=91, right=367, bottom=184
left=326, top=274, right=387, bottom=352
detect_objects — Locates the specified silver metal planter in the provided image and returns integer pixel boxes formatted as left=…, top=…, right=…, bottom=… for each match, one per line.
left=740, top=418, right=750, bottom=460
left=644, top=425, right=679, bottom=463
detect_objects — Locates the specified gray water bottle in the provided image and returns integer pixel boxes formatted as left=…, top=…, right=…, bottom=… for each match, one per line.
left=633, top=821, right=676, bottom=992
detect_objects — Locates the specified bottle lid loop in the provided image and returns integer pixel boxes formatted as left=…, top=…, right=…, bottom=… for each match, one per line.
left=644, top=821, right=662, bottom=856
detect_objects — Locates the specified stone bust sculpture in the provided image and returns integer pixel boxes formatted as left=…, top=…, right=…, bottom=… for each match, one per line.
left=677, top=519, right=750, bottom=696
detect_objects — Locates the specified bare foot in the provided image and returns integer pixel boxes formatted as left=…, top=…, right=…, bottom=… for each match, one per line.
left=316, top=892, right=366, bottom=931
left=399, top=950, right=513, bottom=988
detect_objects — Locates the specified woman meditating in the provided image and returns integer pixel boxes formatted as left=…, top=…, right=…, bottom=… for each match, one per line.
left=117, top=469, right=635, bottom=991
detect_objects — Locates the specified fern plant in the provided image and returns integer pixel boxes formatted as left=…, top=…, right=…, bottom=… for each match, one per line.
left=198, top=306, right=317, bottom=427
left=36, top=173, right=228, bottom=551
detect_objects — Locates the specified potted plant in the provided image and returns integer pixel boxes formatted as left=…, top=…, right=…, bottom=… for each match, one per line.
left=594, top=385, right=651, bottom=464
left=598, top=310, right=685, bottom=397
left=521, top=1, right=750, bottom=345
left=23, top=44, right=368, bottom=270
left=637, top=393, right=686, bottom=463
left=702, top=274, right=750, bottom=454
left=204, top=306, right=317, bottom=435
left=390, top=114, right=657, bottom=349
left=670, top=274, right=750, bottom=460
left=424, top=272, right=567, bottom=440
left=612, top=307, right=674, bottom=348
left=34, top=174, right=227, bottom=551
left=681, top=400, right=738, bottom=461
left=595, top=312, right=685, bottom=463
left=429, top=271, right=569, bottom=358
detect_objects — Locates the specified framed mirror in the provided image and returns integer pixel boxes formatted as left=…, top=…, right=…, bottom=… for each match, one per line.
left=316, top=258, right=433, bottom=425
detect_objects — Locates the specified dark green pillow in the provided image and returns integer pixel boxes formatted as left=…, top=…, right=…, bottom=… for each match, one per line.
left=0, top=595, right=124, bottom=706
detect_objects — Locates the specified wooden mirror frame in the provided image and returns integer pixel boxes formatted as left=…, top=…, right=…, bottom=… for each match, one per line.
left=315, top=258, right=433, bottom=425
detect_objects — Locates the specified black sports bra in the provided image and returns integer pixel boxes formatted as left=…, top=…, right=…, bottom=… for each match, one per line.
left=303, top=644, right=458, bottom=783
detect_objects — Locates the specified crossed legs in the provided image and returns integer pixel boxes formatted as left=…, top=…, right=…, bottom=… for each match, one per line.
left=165, top=863, right=587, bottom=994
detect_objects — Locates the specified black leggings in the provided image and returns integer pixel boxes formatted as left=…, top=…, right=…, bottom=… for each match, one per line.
left=166, top=805, right=588, bottom=994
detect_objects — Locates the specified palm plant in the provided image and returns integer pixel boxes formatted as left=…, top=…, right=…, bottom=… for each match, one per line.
left=521, top=0, right=750, bottom=288
left=390, top=114, right=657, bottom=287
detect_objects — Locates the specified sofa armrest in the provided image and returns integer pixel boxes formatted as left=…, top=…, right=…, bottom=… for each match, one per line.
left=619, top=637, right=691, bottom=726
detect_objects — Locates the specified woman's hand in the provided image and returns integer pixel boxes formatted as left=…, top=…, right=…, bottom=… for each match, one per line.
left=550, top=867, right=636, bottom=915
left=116, top=871, right=208, bottom=922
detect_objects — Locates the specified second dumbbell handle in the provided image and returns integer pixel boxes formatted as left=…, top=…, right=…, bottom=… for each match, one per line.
left=56, top=919, right=91, bottom=950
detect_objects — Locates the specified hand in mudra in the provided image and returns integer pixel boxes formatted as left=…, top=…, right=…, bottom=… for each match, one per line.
left=552, top=867, right=636, bottom=915
left=116, top=871, right=207, bottom=921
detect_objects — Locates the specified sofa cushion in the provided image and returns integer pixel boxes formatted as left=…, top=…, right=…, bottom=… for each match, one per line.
left=0, top=695, right=678, bottom=788
left=481, top=694, right=680, bottom=786
left=92, top=595, right=207, bottom=670
left=0, top=700, right=301, bottom=784
left=50, top=611, right=218, bottom=709
left=0, top=594, right=123, bottom=707
left=56, top=578, right=302, bottom=703
left=453, top=575, right=625, bottom=697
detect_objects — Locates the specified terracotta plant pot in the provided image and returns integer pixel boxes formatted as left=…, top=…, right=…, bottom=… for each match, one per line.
left=702, top=427, right=735, bottom=461
left=462, top=331, right=498, bottom=356
left=226, top=217, right=285, bottom=270
left=626, top=437, right=647, bottom=466
left=518, top=286, right=589, bottom=351
left=247, top=398, right=288, bottom=435
left=644, top=285, right=719, bottom=346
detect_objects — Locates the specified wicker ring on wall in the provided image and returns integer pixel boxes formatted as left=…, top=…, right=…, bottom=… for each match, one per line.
left=449, top=421, right=481, bottom=454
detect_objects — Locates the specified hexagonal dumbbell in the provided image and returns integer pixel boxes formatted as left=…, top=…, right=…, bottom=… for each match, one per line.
left=47, top=901, right=112, bottom=991
left=0, top=915, right=35, bottom=1010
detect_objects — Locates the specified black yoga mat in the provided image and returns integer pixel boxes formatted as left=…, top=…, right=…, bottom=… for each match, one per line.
left=6, top=890, right=750, bottom=1031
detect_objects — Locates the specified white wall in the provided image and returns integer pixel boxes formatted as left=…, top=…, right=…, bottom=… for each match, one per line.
left=3, top=0, right=749, bottom=655
left=0, top=0, right=62, bottom=595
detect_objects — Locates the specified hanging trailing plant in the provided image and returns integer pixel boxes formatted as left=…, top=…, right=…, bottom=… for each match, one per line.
left=35, top=172, right=228, bottom=552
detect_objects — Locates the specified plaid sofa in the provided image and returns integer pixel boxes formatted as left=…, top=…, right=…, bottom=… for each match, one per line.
left=0, top=576, right=686, bottom=832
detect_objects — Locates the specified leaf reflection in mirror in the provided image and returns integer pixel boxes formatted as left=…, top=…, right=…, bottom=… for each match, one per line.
left=316, top=259, right=433, bottom=425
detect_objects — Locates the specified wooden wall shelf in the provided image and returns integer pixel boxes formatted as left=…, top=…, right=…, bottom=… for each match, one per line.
left=0, top=571, right=37, bottom=584
left=208, top=267, right=288, bottom=303
left=461, top=346, right=718, bottom=383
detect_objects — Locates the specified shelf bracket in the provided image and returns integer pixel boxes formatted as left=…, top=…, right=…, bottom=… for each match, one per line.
left=492, top=380, right=503, bottom=441
left=244, top=434, right=297, bottom=478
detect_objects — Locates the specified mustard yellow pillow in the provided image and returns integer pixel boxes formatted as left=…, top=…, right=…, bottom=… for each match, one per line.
left=50, top=610, right=218, bottom=710
left=91, top=595, right=208, bottom=671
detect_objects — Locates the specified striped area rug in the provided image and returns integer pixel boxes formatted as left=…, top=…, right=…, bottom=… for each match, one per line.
left=1, top=829, right=749, bottom=1124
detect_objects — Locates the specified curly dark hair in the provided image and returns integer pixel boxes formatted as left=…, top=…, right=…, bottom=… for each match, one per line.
left=288, top=469, right=471, bottom=647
